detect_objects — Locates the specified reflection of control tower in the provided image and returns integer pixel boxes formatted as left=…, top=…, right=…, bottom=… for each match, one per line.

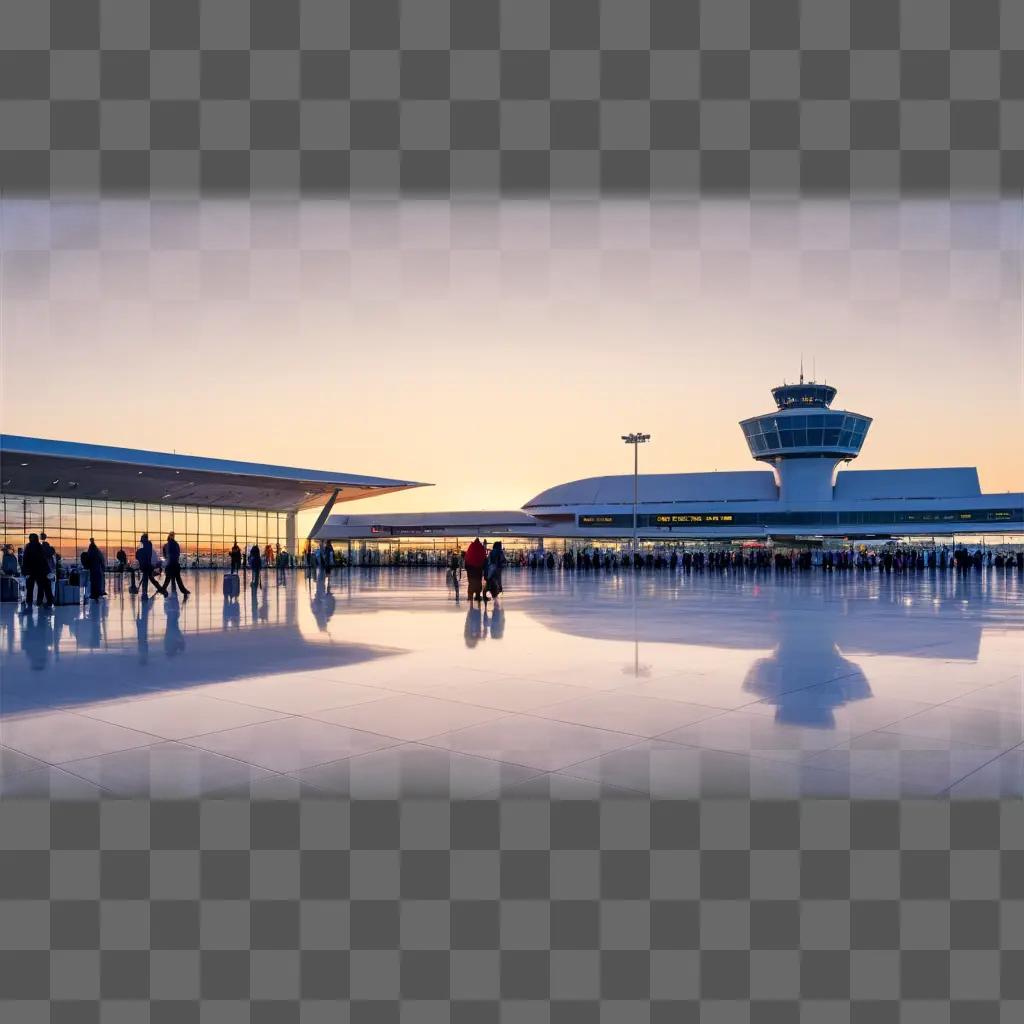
left=739, top=373, right=872, bottom=502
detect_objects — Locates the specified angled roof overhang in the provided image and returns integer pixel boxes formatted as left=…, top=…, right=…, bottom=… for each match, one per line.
left=0, top=435, right=429, bottom=512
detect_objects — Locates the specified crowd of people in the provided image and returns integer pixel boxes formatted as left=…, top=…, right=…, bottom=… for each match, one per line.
left=4, top=531, right=1023, bottom=612
left=2, top=532, right=288, bottom=609
left=344, top=541, right=1024, bottom=575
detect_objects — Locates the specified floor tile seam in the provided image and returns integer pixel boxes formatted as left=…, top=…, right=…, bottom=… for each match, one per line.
left=171, top=688, right=399, bottom=717
left=53, top=735, right=310, bottom=793
left=873, top=719, right=1024, bottom=750
left=16, top=760, right=126, bottom=798
left=517, top=702, right=733, bottom=739
left=59, top=702, right=297, bottom=741
left=937, top=739, right=1024, bottom=797
left=600, top=684, right=773, bottom=714
left=550, top=769, right=652, bottom=798
left=174, top=731, right=407, bottom=776
left=867, top=679, right=1024, bottom=733
left=0, top=728, right=163, bottom=769
left=352, top=672, right=527, bottom=697
left=409, top=735, right=577, bottom=775
left=305, top=708, right=522, bottom=745
left=802, top=728, right=1008, bottom=764
left=0, top=745, right=54, bottom=780
left=551, top=735, right=826, bottom=778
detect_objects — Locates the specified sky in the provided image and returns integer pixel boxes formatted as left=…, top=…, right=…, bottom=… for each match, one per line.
left=2, top=197, right=1022, bottom=531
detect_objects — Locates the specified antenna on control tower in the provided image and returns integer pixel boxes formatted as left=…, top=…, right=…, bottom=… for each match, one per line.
left=799, top=353, right=804, bottom=384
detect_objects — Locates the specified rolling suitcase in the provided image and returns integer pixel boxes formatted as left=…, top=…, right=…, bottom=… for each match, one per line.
left=0, top=576, right=20, bottom=603
left=57, top=580, right=81, bottom=605
left=223, top=573, right=240, bottom=598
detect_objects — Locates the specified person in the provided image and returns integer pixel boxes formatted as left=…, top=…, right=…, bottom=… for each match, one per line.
left=464, top=537, right=487, bottom=603
left=485, top=540, right=506, bottom=600
left=162, top=531, right=190, bottom=598
left=324, top=541, right=335, bottom=581
left=1, top=544, right=18, bottom=575
left=39, top=533, right=56, bottom=577
left=136, top=533, right=168, bottom=599
left=249, top=543, right=262, bottom=588
left=84, top=538, right=106, bottom=600
left=115, top=548, right=128, bottom=574
left=230, top=541, right=242, bottom=574
left=264, top=542, right=274, bottom=569
left=21, top=533, right=55, bottom=609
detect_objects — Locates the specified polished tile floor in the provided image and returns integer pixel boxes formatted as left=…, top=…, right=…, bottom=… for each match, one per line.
left=0, top=567, right=1021, bottom=798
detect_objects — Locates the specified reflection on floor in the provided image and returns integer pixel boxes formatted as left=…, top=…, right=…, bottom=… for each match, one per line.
left=1, top=568, right=1021, bottom=798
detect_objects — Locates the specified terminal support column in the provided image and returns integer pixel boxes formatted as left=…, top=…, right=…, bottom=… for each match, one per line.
left=306, top=489, right=341, bottom=544
left=286, top=512, right=296, bottom=561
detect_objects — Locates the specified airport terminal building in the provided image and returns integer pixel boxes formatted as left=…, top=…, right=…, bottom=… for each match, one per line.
left=317, top=378, right=1024, bottom=559
left=0, top=435, right=424, bottom=566
left=2, top=377, right=1021, bottom=566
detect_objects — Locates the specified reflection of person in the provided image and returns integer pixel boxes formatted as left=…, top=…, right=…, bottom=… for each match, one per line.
left=311, top=572, right=337, bottom=632
left=489, top=604, right=505, bottom=640
left=222, top=593, right=241, bottom=630
left=135, top=593, right=155, bottom=663
left=82, top=595, right=103, bottom=649
left=164, top=595, right=185, bottom=657
left=21, top=605, right=53, bottom=670
left=464, top=605, right=484, bottom=648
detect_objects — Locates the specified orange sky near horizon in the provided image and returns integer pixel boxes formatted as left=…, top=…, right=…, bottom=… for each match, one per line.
left=2, top=197, right=1021, bottom=523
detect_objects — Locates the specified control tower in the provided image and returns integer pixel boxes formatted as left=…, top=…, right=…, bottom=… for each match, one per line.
left=739, top=374, right=872, bottom=502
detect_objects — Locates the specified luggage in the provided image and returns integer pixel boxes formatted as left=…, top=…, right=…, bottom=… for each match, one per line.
left=223, top=573, right=240, bottom=598
left=0, top=576, right=20, bottom=603
left=57, top=580, right=81, bottom=605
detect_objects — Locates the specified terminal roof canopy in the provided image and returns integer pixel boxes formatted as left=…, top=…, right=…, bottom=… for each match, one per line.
left=524, top=471, right=779, bottom=509
left=0, top=435, right=428, bottom=512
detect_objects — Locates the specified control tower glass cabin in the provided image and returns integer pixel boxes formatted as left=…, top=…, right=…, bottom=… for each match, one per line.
left=739, top=379, right=872, bottom=502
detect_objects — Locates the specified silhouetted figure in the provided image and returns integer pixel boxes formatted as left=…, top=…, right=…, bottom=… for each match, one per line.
left=21, top=533, right=54, bottom=609
left=84, top=538, right=106, bottom=600
left=230, top=541, right=242, bottom=574
left=136, top=533, right=168, bottom=598
left=249, top=544, right=262, bottom=588
left=464, top=537, right=487, bottom=603
left=162, top=532, right=190, bottom=597
left=1, top=544, right=18, bottom=576
left=486, top=541, right=505, bottom=600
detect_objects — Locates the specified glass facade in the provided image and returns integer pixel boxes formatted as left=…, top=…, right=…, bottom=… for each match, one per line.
left=740, top=413, right=871, bottom=456
left=0, top=493, right=291, bottom=568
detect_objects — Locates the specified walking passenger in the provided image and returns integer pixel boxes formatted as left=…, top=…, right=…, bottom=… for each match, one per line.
left=230, top=541, right=242, bottom=574
left=136, top=533, right=168, bottom=599
left=162, top=532, right=190, bottom=598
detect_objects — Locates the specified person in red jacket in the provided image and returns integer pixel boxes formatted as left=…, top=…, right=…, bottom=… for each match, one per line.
left=464, top=537, right=487, bottom=603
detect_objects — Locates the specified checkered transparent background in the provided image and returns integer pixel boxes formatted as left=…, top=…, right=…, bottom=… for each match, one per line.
left=1, top=798, right=1022, bottom=1021
left=1, top=0, right=1024, bottom=196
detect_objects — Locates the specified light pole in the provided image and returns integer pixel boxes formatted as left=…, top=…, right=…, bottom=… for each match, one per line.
left=621, top=432, right=651, bottom=557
